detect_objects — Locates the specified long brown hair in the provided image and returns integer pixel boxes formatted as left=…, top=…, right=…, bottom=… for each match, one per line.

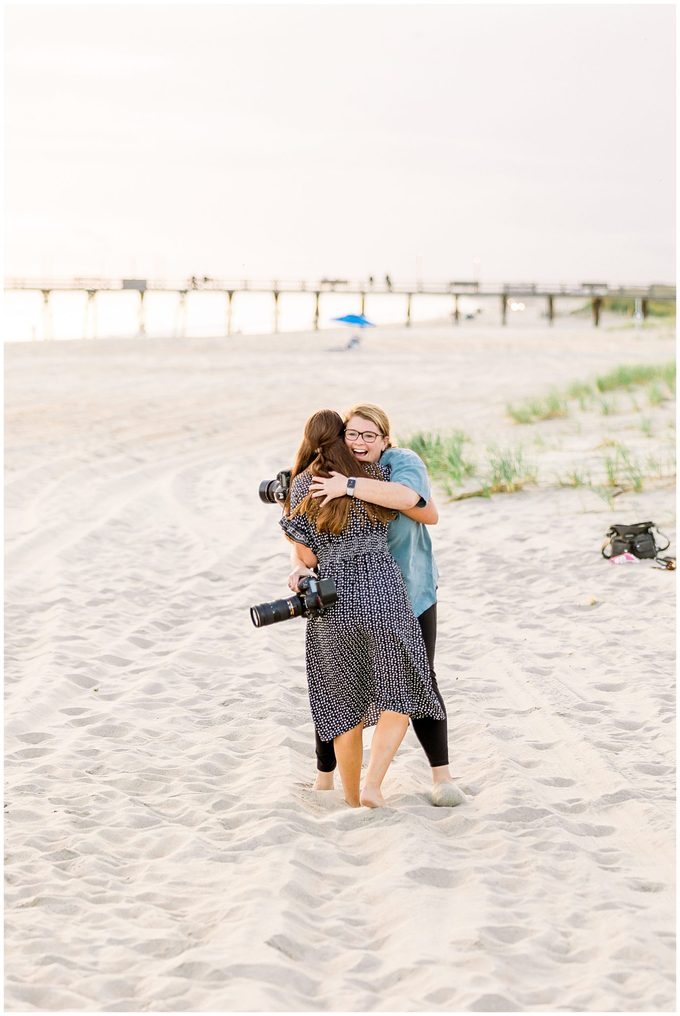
left=285, top=409, right=395, bottom=535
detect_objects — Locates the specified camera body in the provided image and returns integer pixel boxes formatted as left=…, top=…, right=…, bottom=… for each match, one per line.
left=259, top=469, right=292, bottom=505
left=296, top=574, right=337, bottom=616
left=250, top=574, right=338, bottom=628
left=252, top=469, right=338, bottom=628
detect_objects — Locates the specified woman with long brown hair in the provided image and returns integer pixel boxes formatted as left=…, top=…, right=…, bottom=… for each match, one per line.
left=280, top=409, right=444, bottom=808
left=291, top=402, right=465, bottom=808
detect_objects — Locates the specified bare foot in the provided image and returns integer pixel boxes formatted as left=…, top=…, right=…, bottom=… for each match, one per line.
left=313, top=771, right=335, bottom=791
left=360, top=786, right=387, bottom=808
left=345, top=797, right=361, bottom=808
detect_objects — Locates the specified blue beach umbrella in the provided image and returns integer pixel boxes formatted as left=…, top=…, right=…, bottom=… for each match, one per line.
left=332, top=313, right=376, bottom=328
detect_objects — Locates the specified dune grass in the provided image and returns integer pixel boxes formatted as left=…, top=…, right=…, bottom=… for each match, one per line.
left=556, top=467, right=592, bottom=489
left=552, top=442, right=665, bottom=501
left=401, top=430, right=476, bottom=489
left=602, top=444, right=644, bottom=493
left=507, top=390, right=568, bottom=424
left=483, top=446, right=537, bottom=494
left=402, top=432, right=538, bottom=497
left=594, top=362, right=675, bottom=393
left=404, top=422, right=672, bottom=500
left=648, top=384, right=665, bottom=407
left=507, top=362, right=675, bottom=424
left=566, top=381, right=595, bottom=409
left=408, top=365, right=674, bottom=499
left=406, top=426, right=672, bottom=500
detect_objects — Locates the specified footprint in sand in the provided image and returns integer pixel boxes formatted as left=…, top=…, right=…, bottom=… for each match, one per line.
left=626, top=878, right=665, bottom=894
left=481, top=924, right=533, bottom=944
left=570, top=821, right=616, bottom=837
left=491, top=806, right=553, bottom=823
left=406, top=867, right=467, bottom=889
left=633, top=762, right=674, bottom=776
left=470, top=993, right=520, bottom=1011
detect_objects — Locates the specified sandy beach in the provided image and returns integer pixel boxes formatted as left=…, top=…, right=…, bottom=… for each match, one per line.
left=4, top=320, right=676, bottom=1012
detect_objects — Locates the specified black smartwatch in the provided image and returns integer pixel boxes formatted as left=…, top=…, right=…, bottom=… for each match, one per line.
left=346, top=477, right=357, bottom=497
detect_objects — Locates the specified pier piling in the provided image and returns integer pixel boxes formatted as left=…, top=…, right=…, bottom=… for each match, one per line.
left=592, top=297, right=602, bottom=327
left=88, top=290, right=97, bottom=339
left=41, top=290, right=52, bottom=341
left=178, top=291, right=187, bottom=339
left=226, top=291, right=233, bottom=336
left=138, top=290, right=146, bottom=337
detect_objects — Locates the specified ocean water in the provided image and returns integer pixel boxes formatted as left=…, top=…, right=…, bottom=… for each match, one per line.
left=2, top=288, right=604, bottom=342
left=3, top=289, right=491, bottom=342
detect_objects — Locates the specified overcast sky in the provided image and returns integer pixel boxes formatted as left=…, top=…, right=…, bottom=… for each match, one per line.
left=5, top=3, right=676, bottom=285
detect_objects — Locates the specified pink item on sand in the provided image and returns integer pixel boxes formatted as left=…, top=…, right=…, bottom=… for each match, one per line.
left=609, top=552, right=640, bottom=565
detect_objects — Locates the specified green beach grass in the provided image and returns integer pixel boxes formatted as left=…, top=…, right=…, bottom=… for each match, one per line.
left=401, top=432, right=537, bottom=498
left=507, top=362, right=675, bottom=424
left=403, top=361, right=675, bottom=501
left=400, top=431, right=476, bottom=490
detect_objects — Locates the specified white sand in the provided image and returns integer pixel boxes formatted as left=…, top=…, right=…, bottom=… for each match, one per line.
left=4, top=320, right=675, bottom=1011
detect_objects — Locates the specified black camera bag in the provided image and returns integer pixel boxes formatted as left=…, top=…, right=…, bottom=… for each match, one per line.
left=601, top=521, right=670, bottom=560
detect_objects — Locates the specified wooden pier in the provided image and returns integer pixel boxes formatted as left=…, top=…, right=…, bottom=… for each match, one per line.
left=4, top=277, right=675, bottom=339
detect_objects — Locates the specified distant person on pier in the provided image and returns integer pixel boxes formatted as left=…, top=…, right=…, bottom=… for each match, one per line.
left=385, top=274, right=393, bottom=291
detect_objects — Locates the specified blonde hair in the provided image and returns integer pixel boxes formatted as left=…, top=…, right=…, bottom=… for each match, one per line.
left=343, top=403, right=393, bottom=448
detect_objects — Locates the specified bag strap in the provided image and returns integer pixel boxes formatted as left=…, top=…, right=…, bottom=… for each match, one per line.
left=654, top=527, right=671, bottom=552
left=654, top=555, right=676, bottom=570
left=601, top=534, right=614, bottom=559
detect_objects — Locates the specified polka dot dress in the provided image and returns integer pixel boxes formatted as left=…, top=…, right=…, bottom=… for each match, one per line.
left=280, top=466, right=445, bottom=742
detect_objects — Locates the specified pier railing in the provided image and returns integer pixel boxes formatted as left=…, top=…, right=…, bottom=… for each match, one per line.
left=4, top=277, right=675, bottom=338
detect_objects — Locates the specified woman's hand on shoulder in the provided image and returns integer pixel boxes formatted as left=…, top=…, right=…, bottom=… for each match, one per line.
left=309, top=470, right=347, bottom=506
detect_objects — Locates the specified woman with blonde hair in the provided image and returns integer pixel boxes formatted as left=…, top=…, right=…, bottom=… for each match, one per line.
left=289, top=403, right=464, bottom=807
left=280, top=408, right=444, bottom=808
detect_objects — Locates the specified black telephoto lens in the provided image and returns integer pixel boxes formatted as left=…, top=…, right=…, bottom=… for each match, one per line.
left=250, top=595, right=303, bottom=628
left=258, top=479, right=278, bottom=504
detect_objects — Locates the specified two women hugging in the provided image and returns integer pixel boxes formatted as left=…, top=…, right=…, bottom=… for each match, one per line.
left=280, top=402, right=465, bottom=809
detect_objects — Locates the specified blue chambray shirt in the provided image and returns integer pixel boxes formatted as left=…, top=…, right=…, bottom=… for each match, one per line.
left=380, top=447, right=439, bottom=618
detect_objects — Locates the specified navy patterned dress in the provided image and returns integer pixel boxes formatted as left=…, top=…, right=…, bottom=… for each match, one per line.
left=280, top=466, right=445, bottom=741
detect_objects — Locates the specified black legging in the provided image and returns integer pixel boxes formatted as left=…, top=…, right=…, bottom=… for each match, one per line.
left=314, top=602, right=449, bottom=772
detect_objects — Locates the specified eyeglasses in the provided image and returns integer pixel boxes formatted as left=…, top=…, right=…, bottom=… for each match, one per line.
left=344, top=429, right=383, bottom=444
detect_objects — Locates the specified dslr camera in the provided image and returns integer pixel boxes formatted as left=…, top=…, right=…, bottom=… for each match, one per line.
left=250, top=574, right=338, bottom=628
left=259, top=469, right=291, bottom=505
